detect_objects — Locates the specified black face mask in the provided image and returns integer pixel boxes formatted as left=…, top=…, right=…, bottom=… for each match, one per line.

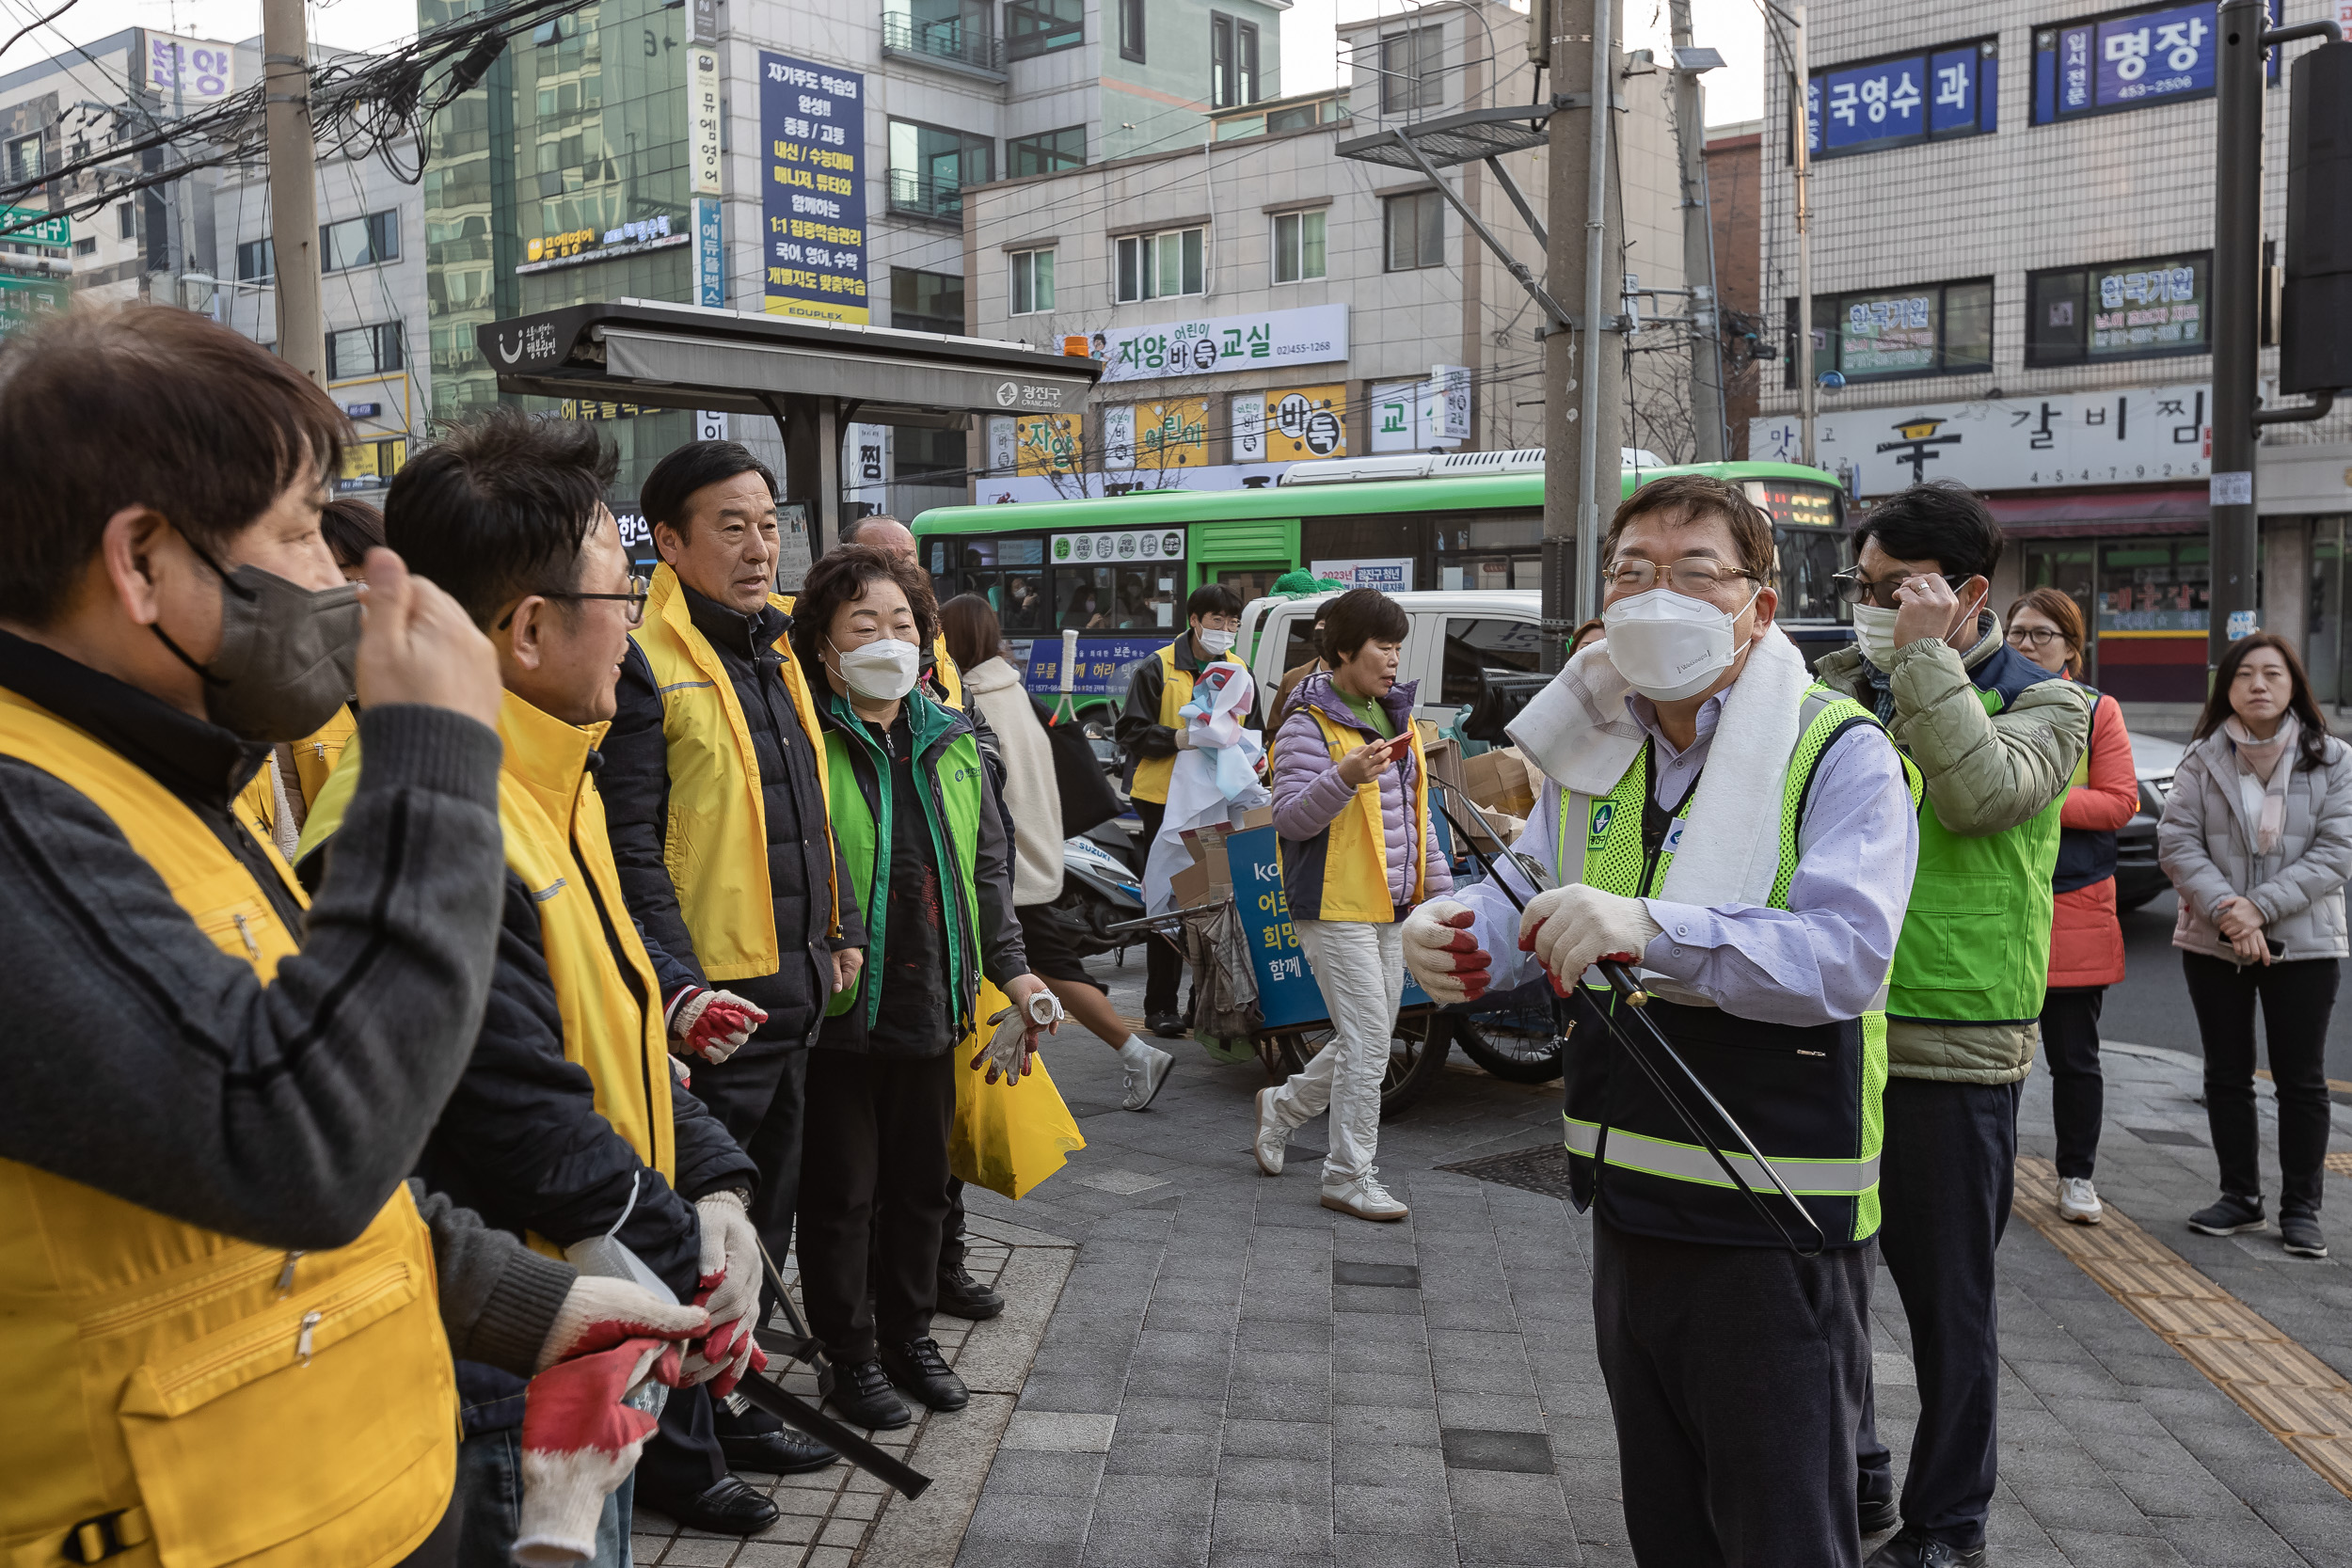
left=151, top=534, right=362, bottom=743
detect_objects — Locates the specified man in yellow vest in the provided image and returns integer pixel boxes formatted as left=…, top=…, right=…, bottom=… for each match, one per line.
left=600, top=445, right=918, bottom=1441
left=0, top=307, right=696, bottom=1565
left=314, top=411, right=787, bottom=1548
left=1117, top=580, right=1252, bottom=1035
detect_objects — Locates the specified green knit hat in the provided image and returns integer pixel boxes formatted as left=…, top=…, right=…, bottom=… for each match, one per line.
left=1272, top=569, right=1344, bottom=598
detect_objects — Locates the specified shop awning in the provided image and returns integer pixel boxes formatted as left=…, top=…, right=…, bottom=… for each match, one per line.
left=1985, top=488, right=2209, bottom=537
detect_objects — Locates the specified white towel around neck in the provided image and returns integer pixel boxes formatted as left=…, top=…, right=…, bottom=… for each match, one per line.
left=1505, top=626, right=1815, bottom=910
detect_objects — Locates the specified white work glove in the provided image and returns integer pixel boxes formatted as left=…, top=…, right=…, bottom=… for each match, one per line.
left=665, top=985, right=768, bottom=1064
left=1171, top=726, right=1198, bottom=750
left=515, top=1336, right=685, bottom=1565
left=533, top=1273, right=710, bottom=1375
left=1402, top=899, right=1492, bottom=1005
left=1518, top=883, right=1662, bottom=994
left=680, top=1191, right=763, bottom=1396
left=974, top=979, right=1062, bottom=1084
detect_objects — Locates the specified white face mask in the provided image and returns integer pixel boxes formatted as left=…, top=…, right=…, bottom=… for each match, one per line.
left=1196, top=626, right=1236, bottom=657
left=831, top=635, right=921, bottom=702
left=1851, top=603, right=1903, bottom=669
left=1600, top=585, right=1758, bottom=703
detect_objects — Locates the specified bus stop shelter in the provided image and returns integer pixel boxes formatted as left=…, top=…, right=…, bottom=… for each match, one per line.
left=476, top=299, right=1104, bottom=554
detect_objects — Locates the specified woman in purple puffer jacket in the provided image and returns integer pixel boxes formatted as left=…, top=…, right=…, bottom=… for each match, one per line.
left=1249, top=588, right=1453, bottom=1223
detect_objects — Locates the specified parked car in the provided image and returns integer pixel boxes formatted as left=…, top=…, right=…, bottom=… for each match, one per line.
left=2116, top=730, right=2183, bottom=911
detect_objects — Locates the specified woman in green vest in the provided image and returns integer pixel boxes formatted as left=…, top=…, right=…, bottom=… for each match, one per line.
left=788, top=545, right=1053, bottom=1432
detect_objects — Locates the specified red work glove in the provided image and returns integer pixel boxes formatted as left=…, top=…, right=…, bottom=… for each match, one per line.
left=514, top=1336, right=689, bottom=1565
left=665, top=985, right=769, bottom=1065
left=680, top=1191, right=764, bottom=1396
left=533, top=1275, right=709, bottom=1374
left=1401, top=899, right=1491, bottom=1003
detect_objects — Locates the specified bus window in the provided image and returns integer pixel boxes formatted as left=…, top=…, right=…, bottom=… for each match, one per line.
left=1057, top=565, right=1171, bottom=631
left=1776, top=528, right=1848, bottom=624
left=936, top=536, right=1049, bottom=630
left=1441, top=617, right=1545, bottom=706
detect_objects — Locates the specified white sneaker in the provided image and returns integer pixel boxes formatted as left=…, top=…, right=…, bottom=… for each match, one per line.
left=2058, top=1176, right=2104, bottom=1225
left=1120, top=1043, right=1174, bottom=1111
left=1253, top=1087, right=1288, bottom=1176
left=1322, top=1170, right=1410, bottom=1223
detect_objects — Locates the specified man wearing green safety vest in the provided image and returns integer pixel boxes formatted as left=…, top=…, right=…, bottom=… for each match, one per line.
left=1406, top=475, right=1922, bottom=1567
left=1812, top=483, right=2091, bottom=1568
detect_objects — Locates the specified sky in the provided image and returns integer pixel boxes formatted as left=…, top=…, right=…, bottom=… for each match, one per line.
left=0, top=0, right=1768, bottom=127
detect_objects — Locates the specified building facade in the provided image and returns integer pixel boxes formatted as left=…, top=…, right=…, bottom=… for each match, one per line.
left=421, top=0, right=1289, bottom=527
left=957, top=0, right=1689, bottom=549
left=1705, top=119, right=1762, bottom=458
left=1755, top=0, right=2352, bottom=713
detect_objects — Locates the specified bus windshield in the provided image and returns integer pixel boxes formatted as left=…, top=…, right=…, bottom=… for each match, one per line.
left=1741, top=477, right=1849, bottom=624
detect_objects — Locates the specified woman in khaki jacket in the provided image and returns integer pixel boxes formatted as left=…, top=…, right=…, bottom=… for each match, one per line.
left=2158, top=633, right=2352, bottom=1259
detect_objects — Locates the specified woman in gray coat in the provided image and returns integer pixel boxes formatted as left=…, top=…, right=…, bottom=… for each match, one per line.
left=2157, top=633, right=2352, bottom=1259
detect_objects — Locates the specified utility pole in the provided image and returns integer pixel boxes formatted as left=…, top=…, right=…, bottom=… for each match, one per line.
left=1785, top=3, right=1816, bottom=467
left=1668, top=0, right=1725, bottom=462
left=1541, top=0, right=1623, bottom=669
left=262, top=0, right=322, bottom=384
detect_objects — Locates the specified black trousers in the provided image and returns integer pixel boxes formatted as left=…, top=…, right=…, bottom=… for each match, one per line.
left=800, top=1047, right=956, bottom=1362
left=1133, top=799, right=1184, bottom=1018
left=2183, top=952, right=2339, bottom=1215
left=689, top=1037, right=814, bottom=1285
left=942, top=1178, right=968, bottom=1271
left=1855, top=1077, right=2022, bottom=1552
left=1593, top=1216, right=1873, bottom=1568
left=2039, top=987, right=2107, bottom=1180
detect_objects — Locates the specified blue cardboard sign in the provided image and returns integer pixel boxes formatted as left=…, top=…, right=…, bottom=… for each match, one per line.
left=1810, top=39, right=1994, bottom=157
left=1022, top=635, right=1168, bottom=697
left=1224, top=823, right=1442, bottom=1032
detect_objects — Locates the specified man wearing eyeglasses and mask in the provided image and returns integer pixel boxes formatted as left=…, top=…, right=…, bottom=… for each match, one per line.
left=1403, top=475, right=1920, bottom=1567
left=1810, top=481, right=2090, bottom=1568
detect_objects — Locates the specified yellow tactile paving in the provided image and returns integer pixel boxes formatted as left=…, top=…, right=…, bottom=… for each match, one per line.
left=2327, top=1151, right=2352, bottom=1179
left=2012, top=1155, right=2352, bottom=1501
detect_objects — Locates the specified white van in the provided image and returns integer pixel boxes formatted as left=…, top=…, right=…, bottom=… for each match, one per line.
left=1239, top=590, right=1544, bottom=732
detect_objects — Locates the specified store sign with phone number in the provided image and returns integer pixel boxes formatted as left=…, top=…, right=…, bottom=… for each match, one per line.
left=1095, top=304, right=1348, bottom=384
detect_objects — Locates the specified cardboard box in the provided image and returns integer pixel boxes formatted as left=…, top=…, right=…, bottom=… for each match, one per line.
left=1461, top=747, right=1537, bottom=817
left=1170, top=858, right=1213, bottom=911
left=1236, top=804, right=1275, bottom=832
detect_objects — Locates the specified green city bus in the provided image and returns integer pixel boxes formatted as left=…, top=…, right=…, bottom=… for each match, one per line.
left=910, top=452, right=1851, bottom=706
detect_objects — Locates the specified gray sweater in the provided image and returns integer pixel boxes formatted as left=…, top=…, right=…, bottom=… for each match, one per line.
left=0, top=632, right=566, bottom=1373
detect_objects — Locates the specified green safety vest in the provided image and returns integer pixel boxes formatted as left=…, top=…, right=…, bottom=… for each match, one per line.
left=820, top=689, right=987, bottom=1038
left=1554, top=684, right=1919, bottom=1249
left=1884, top=646, right=2068, bottom=1031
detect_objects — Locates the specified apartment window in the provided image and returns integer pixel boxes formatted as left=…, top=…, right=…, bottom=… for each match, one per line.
left=1120, top=0, right=1146, bottom=62
left=892, top=267, right=966, bottom=335
left=2026, top=252, right=2209, bottom=366
left=1211, top=14, right=1261, bottom=107
left=237, top=237, right=275, bottom=281
left=1272, top=210, right=1326, bottom=284
left=5, top=134, right=40, bottom=183
left=1790, top=277, right=1994, bottom=383
left=326, top=323, right=405, bottom=382
left=1009, top=125, right=1086, bottom=177
left=1010, top=248, right=1056, bottom=315
left=1115, top=227, right=1205, bottom=302
left=887, top=119, right=994, bottom=221
left=72, top=236, right=94, bottom=256
left=1383, top=191, right=1443, bottom=271
left=1379, top=26, right=1444, bottom=112
left=1006, top=0, right=1082, bottom=57
left=117, top=203, right=137, bottom=240
left=323, top=211, right=400, bottom=272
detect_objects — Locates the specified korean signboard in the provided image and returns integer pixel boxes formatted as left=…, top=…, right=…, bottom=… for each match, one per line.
left=1807, top=38, right=1996, bottom=156
left=0, top=205, right=69, bottom=248
left=759, top=53, right=867, bottom=324
left=2091, top=259, right=2203, bottom=356
left=693, top=196, right=724, bottom=308
left=1369, top=368, right=1471, bottom=452
left=1096, top=303, right=1347, bottom=385
left=1051, top=529, right=1188, bottom=566
left=1312, top=559, right=1415, bottom=592
left=1839, top=292, right=1938, bottom=376
left=1751, top=383, right=2212, bottom=495
left=1015, top=414, right=1081, bottom=477
left=690, top=47, right=723, bottom=198
left=0, top=273, right=68, bottom=338
left=1104, top=400, right=1209, bottom=469
left=146, top=33, right=234, bottom=107
left=1232, top=394, right=1266, bottom=462
left=2034, top=2, right=2216, bottom=122
left=1266, top=385, right=1346, bottom=460
left=1024, top=635, right=1172, bottom=698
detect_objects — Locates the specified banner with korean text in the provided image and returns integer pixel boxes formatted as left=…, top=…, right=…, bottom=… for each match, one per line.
left=760, top=53, right=867, bottom=323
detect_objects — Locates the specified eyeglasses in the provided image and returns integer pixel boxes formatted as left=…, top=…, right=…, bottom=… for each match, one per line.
left=499, top=575, right=651, bottom=629
left=2005, top=626, right=2069, bottom=650
left=1603, top=557, right=1757, bottom=597
left=1829, top=566, right=1966, bottom=610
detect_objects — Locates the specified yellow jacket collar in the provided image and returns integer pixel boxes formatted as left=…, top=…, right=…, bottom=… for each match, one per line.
left=497, top=688, right=608, bottom=832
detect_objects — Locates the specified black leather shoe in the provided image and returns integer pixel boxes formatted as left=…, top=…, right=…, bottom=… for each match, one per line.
left=937, top=1262, right=1006, bottom=1321
left=641, top=1474, right=779, bottom=1535
left=823, top=1356, right=914, bottom=1429
left=721, top=1427, right=838, bottom=1475
left=1147, top=1010, right=1189, bottom=1039
left=881, top=1336, right=970, bottom=1411
left=1864, top=1528, right=1985, bottom=1568
left=1858, top=1497, right=1899, bottom=1535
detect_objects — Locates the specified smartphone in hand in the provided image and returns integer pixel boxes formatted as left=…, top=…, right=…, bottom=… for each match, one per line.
left=1383, top=732, right=1414, bottom=761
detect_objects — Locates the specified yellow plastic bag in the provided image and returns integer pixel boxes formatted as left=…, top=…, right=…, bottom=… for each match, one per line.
left=950, top=979, right=1088, bottom=1199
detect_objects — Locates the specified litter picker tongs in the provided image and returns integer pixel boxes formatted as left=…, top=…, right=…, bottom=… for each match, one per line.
left=1430, top=782, right=1827, bottom=1258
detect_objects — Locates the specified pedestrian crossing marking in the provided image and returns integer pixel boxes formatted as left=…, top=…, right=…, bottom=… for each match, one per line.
left=2013, top=1155, right=2352, bottom=1501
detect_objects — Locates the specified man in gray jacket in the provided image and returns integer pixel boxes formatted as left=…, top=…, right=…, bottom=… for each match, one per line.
left=1813, top=482, right=2090, bottom=1568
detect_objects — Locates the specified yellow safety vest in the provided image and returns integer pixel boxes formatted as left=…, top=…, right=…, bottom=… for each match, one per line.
left=228, top=707, right=360, bottom=852
left=0, top=689, right=457, bottom=1568
left=637, top=567, right=842, bottom=982
left=1128, top=642, right=1197, bottom=806
left=300, top=690, right=677, bottom=1204
left=1281, top=705, right=1430, bottom=922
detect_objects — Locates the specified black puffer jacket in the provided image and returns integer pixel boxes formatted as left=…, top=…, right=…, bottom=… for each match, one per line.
left=412, top=860, right=757, bottom=1434
left=603, top=585, right=866, bottom=1050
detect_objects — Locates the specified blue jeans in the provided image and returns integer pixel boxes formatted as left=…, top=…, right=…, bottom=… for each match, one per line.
left=453, top=1428, right=632, bottom=1568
